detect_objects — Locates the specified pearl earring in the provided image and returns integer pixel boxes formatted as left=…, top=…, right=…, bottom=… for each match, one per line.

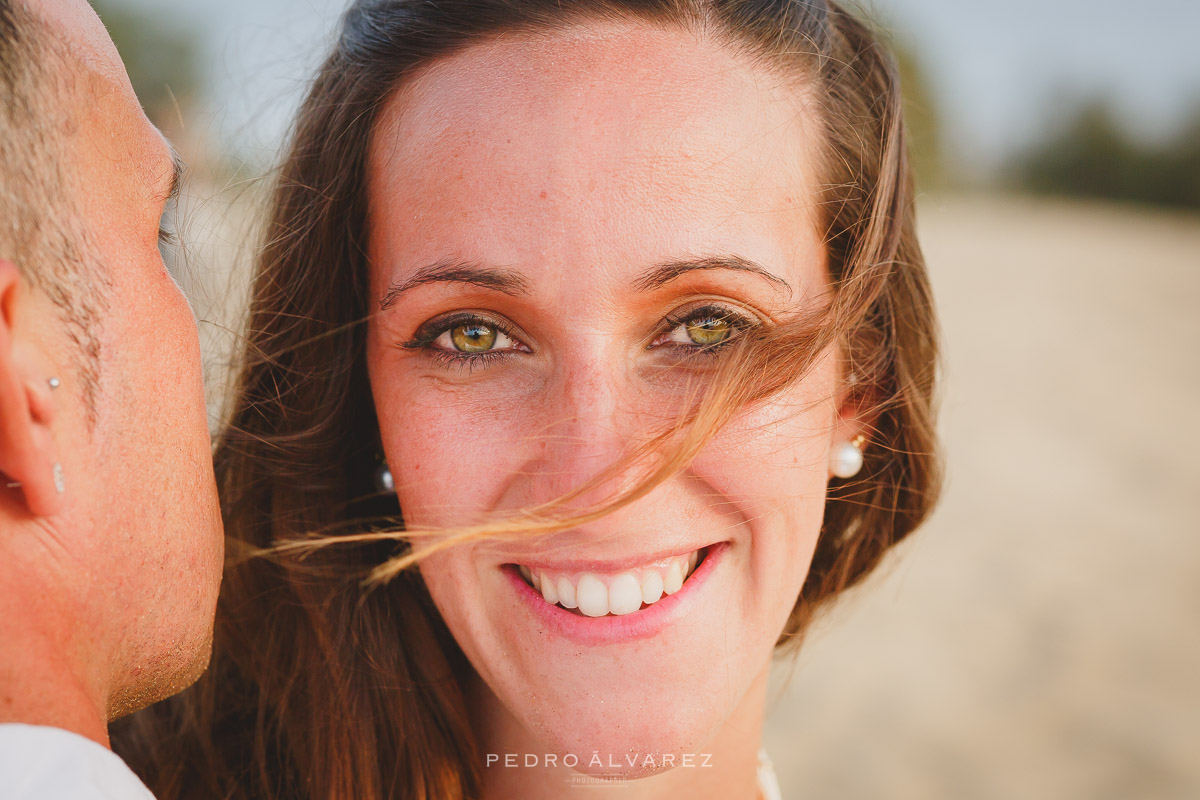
left=831, top=435, right=866, bottom=479
left=48, top=377, right=61, bottom=390
left=374, top=460, right=394, bottom=493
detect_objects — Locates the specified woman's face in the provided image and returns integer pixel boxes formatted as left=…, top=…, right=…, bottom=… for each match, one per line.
left=366, top=20, right=858, bottom=771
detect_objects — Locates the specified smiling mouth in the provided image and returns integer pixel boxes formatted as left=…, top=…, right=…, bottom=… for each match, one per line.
left=508, top=546, right=709, bottom=617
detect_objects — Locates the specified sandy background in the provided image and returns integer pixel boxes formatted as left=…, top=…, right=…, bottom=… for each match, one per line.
left=762, top=195, right=1200, bottom=799
left=174, top=191, right=1200, bottom=798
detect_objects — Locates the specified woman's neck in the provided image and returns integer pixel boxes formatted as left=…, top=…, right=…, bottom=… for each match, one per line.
left=471, top=660, right=771, bottom=800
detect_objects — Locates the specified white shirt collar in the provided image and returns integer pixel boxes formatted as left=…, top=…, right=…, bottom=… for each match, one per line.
left=0, top=723, right=156, bottom=799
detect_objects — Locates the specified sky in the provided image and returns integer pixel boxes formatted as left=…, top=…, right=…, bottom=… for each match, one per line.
left=107, top=0, right=1200, bottom=172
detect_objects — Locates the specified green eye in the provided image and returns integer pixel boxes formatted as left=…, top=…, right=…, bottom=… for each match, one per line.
left=450, top=323, right=498, bottom=353
left=658, top=305, right=748, bottom=350
left=685, top=316, right=732, bottom=346
left=417, top=314, right=523, bottom=361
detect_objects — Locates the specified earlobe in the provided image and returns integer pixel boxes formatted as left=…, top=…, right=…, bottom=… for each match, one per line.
left=0, top=260, right=63, bottom=517
left=828, top=367, right=879, bottom=480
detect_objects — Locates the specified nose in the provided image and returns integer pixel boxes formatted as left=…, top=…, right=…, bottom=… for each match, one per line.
left=519, top=348, right=645, bottom=514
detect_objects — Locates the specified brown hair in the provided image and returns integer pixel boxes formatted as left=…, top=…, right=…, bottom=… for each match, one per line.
left=114, top=0, right=941, bottom=797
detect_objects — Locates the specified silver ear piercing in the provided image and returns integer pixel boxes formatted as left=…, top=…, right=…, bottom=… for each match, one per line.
left=831, top=435, right=866, bottom=479
left=3, top=465, right=64, bottom=493
left=48, top=377, right=60, bottom=390
left=374, top=460, right=394, bottom=493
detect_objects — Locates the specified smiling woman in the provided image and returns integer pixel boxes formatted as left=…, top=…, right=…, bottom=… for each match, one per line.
left=114, top=1, right=941, bottom=799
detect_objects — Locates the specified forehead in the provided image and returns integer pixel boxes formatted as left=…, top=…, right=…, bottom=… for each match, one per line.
left=33, top=0, right=173, bottom=197
left=34, top=0, right=125, bottom=84
left=368, top=19, right=825, bottom=289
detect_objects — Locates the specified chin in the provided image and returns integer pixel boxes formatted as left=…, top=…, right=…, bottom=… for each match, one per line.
left=435, top=538, right=760, bottom=775
left=107, top=625, right=215, bottom=721
left=492, top=652, right=734, bottom=777
left=550, top=729, right=717, bottom=780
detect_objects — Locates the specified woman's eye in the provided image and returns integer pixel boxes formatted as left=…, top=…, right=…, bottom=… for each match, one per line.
left=665, top=314, right=734, bottom=346
left=432, top=321, right=517, bottom=354
left=654, top=305, right=754, bottom=352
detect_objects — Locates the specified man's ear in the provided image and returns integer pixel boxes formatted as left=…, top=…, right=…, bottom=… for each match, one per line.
left=0, top=259, right=62, bottom=517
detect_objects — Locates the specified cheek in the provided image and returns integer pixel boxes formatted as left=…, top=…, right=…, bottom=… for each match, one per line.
left=419, top=547, right=474, bottom=627
left=695, top=384, right=835, bottom=511
left=417, top=544, right=514, bottom=688
left=693, top=381, right=836, bottom=598
left=101, top=253, right=208, bottom=465
left=371, top=366, right=530, bottom=527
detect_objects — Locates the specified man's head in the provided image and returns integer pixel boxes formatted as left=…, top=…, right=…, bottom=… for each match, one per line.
left=0, top=0, right=222, bottom=727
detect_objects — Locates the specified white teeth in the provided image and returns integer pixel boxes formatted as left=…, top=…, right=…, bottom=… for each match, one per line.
left=540, top=574, right=559, bottom=605
left=608, top=574, right=643, bottom=616
left=516, top=547, right=706, bottom=616
left=556, top=576, right=578, bottom=609
left=663, top=561, right=684, bottom=595
left=576, top=574, right=609, bottom=617
left=641, top=571, right=664, bottom=605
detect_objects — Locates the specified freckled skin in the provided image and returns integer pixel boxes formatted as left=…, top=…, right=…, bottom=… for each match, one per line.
left=366, top=20, right=867, bottom=793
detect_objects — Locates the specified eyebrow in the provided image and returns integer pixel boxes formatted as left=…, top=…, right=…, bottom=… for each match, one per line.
left=631, top=255, right=792, bottom=296
left=379, top=254, right=792, bottom=310
left=380, top=259, right=531, bottom=310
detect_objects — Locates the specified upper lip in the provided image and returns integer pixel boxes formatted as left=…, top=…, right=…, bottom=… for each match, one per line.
left=500, top=542, right=717, bottom=573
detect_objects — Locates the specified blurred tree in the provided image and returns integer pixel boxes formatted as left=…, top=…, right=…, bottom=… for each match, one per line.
left=893, top=39, right=944, bottom=191
left=89, top=0, right=202, bottom=132
left=1010, top=99, right=1200, bottom=210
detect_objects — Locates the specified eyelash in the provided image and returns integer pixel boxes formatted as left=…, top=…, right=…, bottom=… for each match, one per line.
left=655, top=304, right=757, bottom=358
left=400, top=312, right=525, bottom=373
left=400, top=304, right=757, bottom=373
